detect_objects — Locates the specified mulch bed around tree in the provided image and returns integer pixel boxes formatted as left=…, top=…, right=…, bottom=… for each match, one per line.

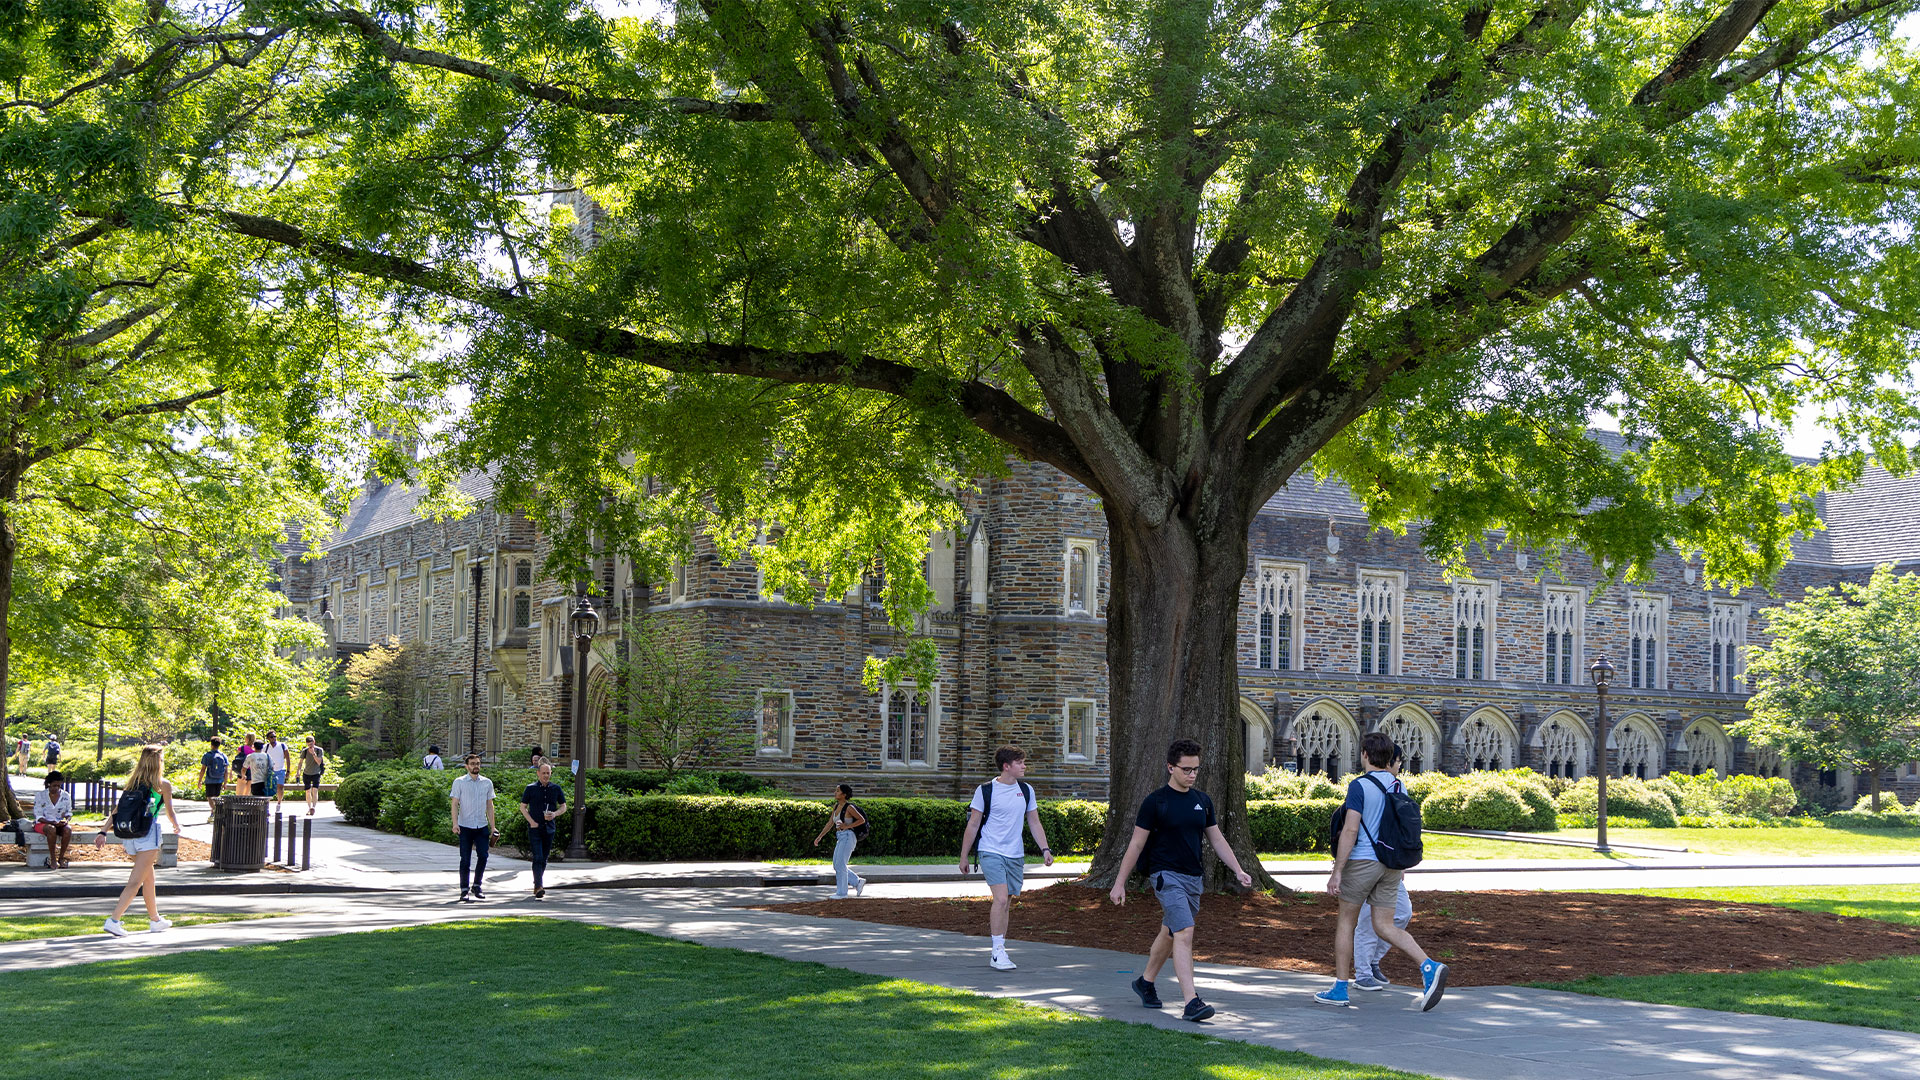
left=0, top=835, right=216, bottom=865
left=762, top=888, right=1920, bottom=987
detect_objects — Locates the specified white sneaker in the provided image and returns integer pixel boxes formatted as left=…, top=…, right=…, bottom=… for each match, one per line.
left=102, top=918, right=127, bottom=938
left=149, top=916, right=172, bottom=933
left=854, top=877, right=867, bottom=897
left=989, top=951, right=1017, bottom=971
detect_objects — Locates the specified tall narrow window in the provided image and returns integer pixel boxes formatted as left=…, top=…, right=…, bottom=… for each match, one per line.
left=354, top=573, right=370, bottom=644
left=757, top=690, right=795, bottom=756
left=1358, top=572, right=1400, bottom=676
left=1065, top=699, right=1096, bottom=761
left=512, top=560, right=533, bottom=629
left=1256, top=562, right=1305, bottom=670
left=1544, top=587, right=1581, bottom=684
left=1064, top=539, right=1097, bottom=614
left=1453, top=579, right=1494, bottom=680
left=453, top=552, right=469, bottom=639
left=1629, top=595, right=1666, bottom=689
left=486, top=676, right=506, bottom=752
left=881, top=684, right=936, bottom=765
left=670, top=560, right=689, bottom=604
left=417, top=558, right=434, bottom=641
left=1711, top=600, right=1746, bottom=693
left=449, top=675, right=469, bottom=755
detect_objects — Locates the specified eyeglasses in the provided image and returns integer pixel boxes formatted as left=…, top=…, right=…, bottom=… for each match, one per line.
left=1173, top=765, right=1200, bottom=774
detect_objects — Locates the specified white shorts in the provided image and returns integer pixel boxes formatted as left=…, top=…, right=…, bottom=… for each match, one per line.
left=121, top=821, right=162, bottom=854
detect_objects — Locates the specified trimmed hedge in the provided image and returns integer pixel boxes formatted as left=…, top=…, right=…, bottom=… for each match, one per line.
left=1554, top=777, right=1679, bottom=827
left=1248, top=798, right=1341, bottom=853
left=1825, top=809, right=1920, bottom=829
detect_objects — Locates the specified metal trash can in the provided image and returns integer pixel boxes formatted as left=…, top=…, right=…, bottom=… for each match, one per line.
left=212, top=796, right=268, bottom=871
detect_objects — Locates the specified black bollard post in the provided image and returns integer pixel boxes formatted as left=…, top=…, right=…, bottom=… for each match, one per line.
left=302, top=817, right=312, bottom=871
left=272, top=809, right=284, bottom=864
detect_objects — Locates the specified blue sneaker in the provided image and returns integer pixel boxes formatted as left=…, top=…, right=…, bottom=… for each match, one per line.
left=1353, top=973, right=1387, bottom=992
left=1313, top=983, right=1352, bottom=1008
left=1419, top=960, right=1450, bottom=1012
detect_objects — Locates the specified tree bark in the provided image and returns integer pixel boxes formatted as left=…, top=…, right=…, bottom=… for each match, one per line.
left=1084, top=490, right=1273, bottom=892
left=0, top=471, right=25, bottom=821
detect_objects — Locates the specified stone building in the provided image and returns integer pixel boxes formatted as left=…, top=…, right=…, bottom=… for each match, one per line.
left=280, top=451, right=1920, bottom=803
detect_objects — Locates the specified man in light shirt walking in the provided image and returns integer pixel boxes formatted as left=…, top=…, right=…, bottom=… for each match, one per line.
left=957, top=746, right=1054, bottom=972
left=265, top=732, right=289, bottom=806
left=449, top=753, right=497, bottom=902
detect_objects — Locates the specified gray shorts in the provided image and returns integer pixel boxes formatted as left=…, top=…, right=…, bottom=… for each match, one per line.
left=1150, top=870, right=1203, bottom=932
left=978, top=852, right=1025, bottom=896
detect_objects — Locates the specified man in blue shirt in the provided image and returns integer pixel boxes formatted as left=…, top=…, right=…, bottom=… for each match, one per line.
left=1318, top=730, right=1448, bottom=1011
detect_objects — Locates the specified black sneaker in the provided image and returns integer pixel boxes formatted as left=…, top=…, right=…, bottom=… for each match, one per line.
left=1370, top=961, right=1391, bottom=986
left=1131, top=976, right=1163, bottom=1009
left=534, top=887, right=546, bottom=900
left=459, top=891, right=473, bottom=903
left=471, top=887, right=485, bottom=900
left=1181, top=997, right=1215, bottom=1022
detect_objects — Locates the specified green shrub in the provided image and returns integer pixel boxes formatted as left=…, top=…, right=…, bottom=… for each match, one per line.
left=335, top=771, right=386, bottom=826
left=1850, top=792, right=1914, bottom=813
left=1033, top=800, right=1107, bottom=855
left=1554, top=777, right=1679, bottom=827
left=1245, top=772, right=1340, bottom=801
left=1824, top=809, right=1920, bottom=829
left=1247, top=798, right=1341, bottom=853
left=61, top=748, right=138, bottom=784
left=1419, top=780, right=1534, bottom=831
left=1557, top=812, right=1657, bottom=829
left=660, top=773, right=721, bottom=795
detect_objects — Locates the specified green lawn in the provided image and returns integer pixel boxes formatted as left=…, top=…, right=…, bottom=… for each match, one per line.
left=0, top=919, right=1433, bottom=1080
left=0, top=912, right=285, bottom=943
left=1549, top=824, right=1920, bottom=857
left=1538, top=885, right=1920, bottom=1033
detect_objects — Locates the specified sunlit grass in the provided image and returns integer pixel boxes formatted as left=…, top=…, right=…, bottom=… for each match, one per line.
left=1552, top=825, right=1920, bottom=856
left=1595, top=884, right=1920, bottom=927
left=0, top=919, right=1436, bottom=1080
left=0, top=912, right=285, bottom=943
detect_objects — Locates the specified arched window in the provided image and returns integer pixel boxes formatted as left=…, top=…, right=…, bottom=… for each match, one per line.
left=1458, top=711, right=1517, bottom=772
left=1291, top=707, right=1357, bottom=780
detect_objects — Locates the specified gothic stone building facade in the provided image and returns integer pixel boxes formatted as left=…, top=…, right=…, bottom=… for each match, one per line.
left=280, top=456, right=1920, bottom=803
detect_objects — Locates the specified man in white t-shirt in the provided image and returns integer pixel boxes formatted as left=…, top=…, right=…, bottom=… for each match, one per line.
left=449, top=753, right=497, bottom=902
left=265, top=732, right=289, bottom=805
left=958, top=746, right=1054, bottom=972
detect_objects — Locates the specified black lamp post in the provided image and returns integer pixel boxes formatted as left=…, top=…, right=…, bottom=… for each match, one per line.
left=1589, top=655, right=1615, bottom=855
left=565, top=590, right=599, bottom=860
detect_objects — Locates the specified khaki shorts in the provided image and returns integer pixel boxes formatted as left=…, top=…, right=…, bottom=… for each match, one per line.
left=1338, top=859, right=1403, bottom=908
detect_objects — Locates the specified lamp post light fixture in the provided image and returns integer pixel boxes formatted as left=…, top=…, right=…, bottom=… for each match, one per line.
left=565, top=589, right=600, bottom=861
left=1589, top=655, right=1615, bottom=855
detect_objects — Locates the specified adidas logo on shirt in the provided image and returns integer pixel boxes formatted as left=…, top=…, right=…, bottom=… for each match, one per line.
left=1193, top=803, right=1202, bottom=810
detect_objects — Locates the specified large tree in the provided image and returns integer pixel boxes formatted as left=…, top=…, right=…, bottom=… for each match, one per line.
left=1738, top=564, right=1920, bottom=812
left=31, top=0, right=1920, bottom=882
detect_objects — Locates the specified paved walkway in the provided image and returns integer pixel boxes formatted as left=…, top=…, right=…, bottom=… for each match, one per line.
left=0, top=888, right=1914, bottom=1080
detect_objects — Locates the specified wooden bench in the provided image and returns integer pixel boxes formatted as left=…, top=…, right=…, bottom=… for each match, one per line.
left=12, top=825, right=179, bottom=869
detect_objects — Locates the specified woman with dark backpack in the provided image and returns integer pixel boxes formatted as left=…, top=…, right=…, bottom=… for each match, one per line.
left=96, top=744, right=181, bottom=937
left=811, top=784, right=867, bottom=898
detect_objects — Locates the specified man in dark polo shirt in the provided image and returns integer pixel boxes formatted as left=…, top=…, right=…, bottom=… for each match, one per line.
left=518, top=761, right=568, bottom=900
left=1109, top=737, right=1254, bottom=1022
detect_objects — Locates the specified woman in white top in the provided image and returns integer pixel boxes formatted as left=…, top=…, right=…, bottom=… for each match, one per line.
left=810, top=784, right=867, bottom=899
left=33, top=770, right=74, bottom=868
left=96, top=745, right=181, bottom=937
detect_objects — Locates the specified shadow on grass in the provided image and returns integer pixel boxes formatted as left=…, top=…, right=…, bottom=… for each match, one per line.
left=2, top=919, right=1426, bottom=1080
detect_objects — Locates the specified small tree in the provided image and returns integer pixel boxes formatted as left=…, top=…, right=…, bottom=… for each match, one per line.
left=607, top=623, right=749, bottom=775
left=344, top=639, right=426, bottom=760
left=1737, top=566, right=1920, bottom=812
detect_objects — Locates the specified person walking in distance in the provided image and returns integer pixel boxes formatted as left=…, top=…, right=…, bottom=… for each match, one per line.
left=233, top=735, right=256, bottom=796
left=1353, top=743, right=1413, bottom=993
left=33, top=769, right=74, bottom=868
left=450, top=753, right=497, bottom=901
left=197, top=737, right=229, bottom=801
left=957, top=746, right=1055, bottom=971
left=44, top=735, right=60, bottom=767
left=518, top=761, right=567, bottom=900
left=810, top=784, right=867, bottom=898
left=423, top=745, right=445, bottom=770
left=98, top=745, right=182, bottom=937
left=1109, top=738, right=1255, bottom=1023
left=242, top=739, right=272, bottom=800
left=299, top=736, right=327, bottom=816
left=265, top=731, right=289, bottom=806
left=1317, top=731, right=1447, bottom=1010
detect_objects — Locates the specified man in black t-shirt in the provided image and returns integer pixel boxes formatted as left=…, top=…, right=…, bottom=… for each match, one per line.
left=1108, top=738, right=1254, bottom=1023
left=518, top=761, right=568, bottom=900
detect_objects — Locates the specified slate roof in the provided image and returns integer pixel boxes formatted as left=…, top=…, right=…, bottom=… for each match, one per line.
left=1260, top=440, right=1920, bottom=567
left=328, top=469, right=496, bottom=548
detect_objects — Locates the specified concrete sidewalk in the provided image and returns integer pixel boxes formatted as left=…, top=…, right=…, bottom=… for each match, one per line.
left=0, top=888, right=1913, bottom=1080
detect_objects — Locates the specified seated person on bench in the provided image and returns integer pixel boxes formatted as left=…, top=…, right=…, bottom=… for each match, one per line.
left=33, top=770, right=74, bottom=868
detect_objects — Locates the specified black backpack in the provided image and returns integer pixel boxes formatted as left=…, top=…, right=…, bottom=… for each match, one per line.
left=849, top=802, right=870, bottom=842
left=976, top=779, right=1035, bottom=820
left=1355, top=773, right=1423, bottom=869
left=112, top=784, right=156, bottom=839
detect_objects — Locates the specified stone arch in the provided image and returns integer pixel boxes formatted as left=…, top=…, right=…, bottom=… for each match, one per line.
left=1750, top=744, right=1785, bottom=778
left=1531, top=709, right=1592, bottom=779
left=1679, top=717, right=1731, bottom=777
left=1286, top=698, right=1361, bottom=780
left=1377, top=704, right=1442, bottom=774
left=581, top=651, right=618, bottom=769
left=1456, top=707, right=1519, bottom=772
left=1608, top=713, right=1664, bottom=779
left=1241, top=697, right=1274, bottom=776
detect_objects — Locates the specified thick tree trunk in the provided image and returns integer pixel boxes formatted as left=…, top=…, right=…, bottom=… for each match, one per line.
left=0, top=482, right=24, bottom=821
left=1084, top=496, right=1273, bottom=892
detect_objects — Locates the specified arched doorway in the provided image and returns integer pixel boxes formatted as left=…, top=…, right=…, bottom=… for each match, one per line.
left=1287, top=699, right=1360, bottom=779
left=1240, top=697, right=1274, bottom=775
left=1378, top=704, right=1441, bottom=774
